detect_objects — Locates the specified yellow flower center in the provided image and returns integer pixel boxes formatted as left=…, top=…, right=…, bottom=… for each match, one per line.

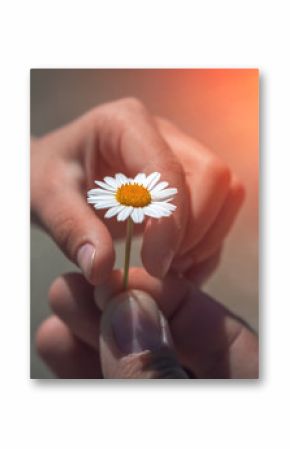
left=116, top=183, right=151, bottom=207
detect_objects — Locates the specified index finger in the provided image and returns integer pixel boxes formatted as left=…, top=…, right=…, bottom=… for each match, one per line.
left=89, top=98, right=189, bottom=277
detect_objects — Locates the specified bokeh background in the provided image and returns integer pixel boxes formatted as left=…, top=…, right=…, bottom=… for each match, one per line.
left=30, top=69, right=259, bottom=379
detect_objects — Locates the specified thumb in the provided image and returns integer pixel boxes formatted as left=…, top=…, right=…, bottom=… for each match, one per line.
left=34, top=187, right=115, bottom=285
left=99, top=290, right=188, bottom=379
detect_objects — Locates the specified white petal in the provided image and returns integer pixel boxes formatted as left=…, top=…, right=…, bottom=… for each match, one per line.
left=138, top=208, right=145, bottom=223
left=152, top=201, right=176, bottom=212
left=94, top=204, right=109, bottom=210
left=88, top=198, right=118, bottom=206
left=88, top=188, right=115, bottom=196
left=94, top=200, right=118, bottom=209
left=134, top=173, right=146, bottom=184
left=88, top=197, right=100, bottom=204
left=104, top=205, right=124, bottom=218
left=88, top=193, right=115, bottom=202
left=117, top=206, right=133, bottom=221
left=115, top=173, right=128, bottom=186
left=88, top=195, right=116, bottom=203
left=151, top=188, right=178, bottom=201
left=143, top=204, right=164, bottom=218
left=154, top=197, right=175, bottom=204
left=144, top=172, right=161, bottom=189
left=149, top=181, right=169, bottom=194
left=131, top=208, right=145, bottom=223
left=95, top=180, right=116, bottom=191
left=104, top=176, right=118, bottom=188
left=144, top=203, right=175, bottom=218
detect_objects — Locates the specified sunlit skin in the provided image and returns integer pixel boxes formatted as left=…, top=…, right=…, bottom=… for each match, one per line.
left=31, top=97, right=245, bottom=285
left=31, top=96, right=252, bottom=378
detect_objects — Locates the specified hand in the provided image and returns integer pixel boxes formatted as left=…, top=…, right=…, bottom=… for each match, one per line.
left=31, top=98, right=245, bottom=285
left=36, top=268, right=258, bottom=379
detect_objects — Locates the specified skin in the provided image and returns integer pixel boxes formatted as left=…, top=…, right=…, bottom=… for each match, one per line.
left=31, top=97, right=245, bottom=285
left=31, top=98, right=253, bottom=378
left=36, top=269, right=258, bottom=379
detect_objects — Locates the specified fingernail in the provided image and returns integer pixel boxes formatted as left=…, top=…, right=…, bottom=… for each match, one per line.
left=77, top=243, right=95, bottom=281
left=109, top=290, right=169, bottom=355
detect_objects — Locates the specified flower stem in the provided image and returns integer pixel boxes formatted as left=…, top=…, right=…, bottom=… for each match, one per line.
left=123, top=218, right=134, bottom=290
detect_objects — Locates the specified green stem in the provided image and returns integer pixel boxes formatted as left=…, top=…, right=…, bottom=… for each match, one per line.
left=123, top=218, right=134, bottom=290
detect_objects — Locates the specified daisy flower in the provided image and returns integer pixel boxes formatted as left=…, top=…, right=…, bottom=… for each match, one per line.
left=87, top=172, right=177, bottom=289
left=87, top=172, right=177, bottom=224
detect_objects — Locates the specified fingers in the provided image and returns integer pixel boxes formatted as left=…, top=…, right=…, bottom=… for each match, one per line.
left=155, top=116, right=245, bottom=265
left=48, top=273, right=101, bottom=350
left=183, top=161, right=231, bottom=251
left=100, top=290, right=188, bottom=379
left=91, top=98, right=189, bottom=277
left=170, top=177, right=244, bottom=279
left=47, top=272, right=188, bottom=378
left=31, top=136, right=115, bottom=285
left=141, top=162, right=187, bottom=277
left=94, top=267, right=190, bottom=318
left=169, top=288, right=258, bottom=378
left=44, top=269, right=258, bottom=378
left=180, top=248, right=222, bottom=286
left=190, top=176, right=245, bottom=263
left=34, top=180, right=115, bottom=285
left=36, top=316, right=102, bottom=379
left=95, top=268, right=259, bottom=378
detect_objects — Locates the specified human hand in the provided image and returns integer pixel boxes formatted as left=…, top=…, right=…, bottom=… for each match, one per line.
left=31, top=98, right=245, bottom=285
left=36, top=268, right=258, bottom=379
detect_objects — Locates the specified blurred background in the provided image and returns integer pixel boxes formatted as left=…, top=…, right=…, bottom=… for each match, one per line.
left=30, top=69, right=259, bottom=378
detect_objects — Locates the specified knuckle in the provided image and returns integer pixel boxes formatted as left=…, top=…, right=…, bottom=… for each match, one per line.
left=114, top=97, right=148, bottom=126
left=97, top=97, right=148, bottom=136
left=215, top=164, right=231, bottom=186
left=231, top=179, right=246, bottom=205
left=87, top=98, right=147, bottom=134
left=205, top=159, right=231, bottom=188
left=155, top=114, right=176, bottom=128
left=48, top=277, right=64, bottom=314
left=155, top=116, right=177, bottom=136
left=118, top=96, right=145, bottom=113
left=35, top=316, right=60, bottom=358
